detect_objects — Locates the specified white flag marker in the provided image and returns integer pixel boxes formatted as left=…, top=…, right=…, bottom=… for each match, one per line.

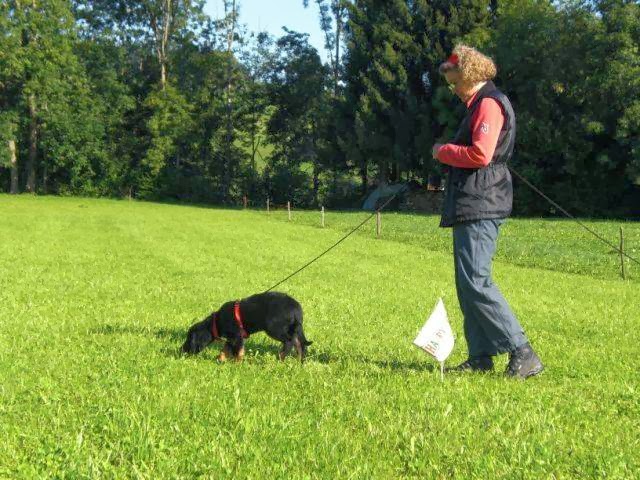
left=413, top=298, right=455, bottom=380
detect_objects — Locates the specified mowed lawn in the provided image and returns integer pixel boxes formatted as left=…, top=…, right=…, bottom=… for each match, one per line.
left=1, top=195, right=638, bottom=479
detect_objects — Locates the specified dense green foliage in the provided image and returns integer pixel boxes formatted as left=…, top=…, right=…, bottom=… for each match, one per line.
left=1, top=196, right=638, bottom=477
left=1, top=1, right=639, bottom=216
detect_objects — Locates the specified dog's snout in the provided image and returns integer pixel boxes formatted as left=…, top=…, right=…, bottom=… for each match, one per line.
left=181, top=339, right=193, bottom=354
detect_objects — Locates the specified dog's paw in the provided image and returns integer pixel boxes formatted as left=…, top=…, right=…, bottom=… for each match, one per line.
left=217, top=344, right=233, bottom=363
left=235, top=347, right=245, bottom=362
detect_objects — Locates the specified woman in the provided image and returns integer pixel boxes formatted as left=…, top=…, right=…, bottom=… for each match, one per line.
left=432, top=44, right=543, bottom=379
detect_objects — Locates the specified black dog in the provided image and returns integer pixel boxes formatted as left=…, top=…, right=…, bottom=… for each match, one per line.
left=182, top=291, right=312, bottom=362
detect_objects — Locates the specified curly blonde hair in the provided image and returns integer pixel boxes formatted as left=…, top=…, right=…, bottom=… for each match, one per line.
left=439, top=44, right=497, bottom=83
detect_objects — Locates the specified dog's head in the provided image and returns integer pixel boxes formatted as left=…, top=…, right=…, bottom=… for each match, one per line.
left=181, top=317, right=214, bottom=354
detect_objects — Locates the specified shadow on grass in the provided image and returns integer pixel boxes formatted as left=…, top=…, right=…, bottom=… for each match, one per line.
left=91, top=324, right=184, bottom=358
left=91, top=323, right=336, bottom=364
left=92, top=324, right=184, bottom=340
left=92, top=325, right=439, bottom=371
left=363, top=358, right=437, bottom=373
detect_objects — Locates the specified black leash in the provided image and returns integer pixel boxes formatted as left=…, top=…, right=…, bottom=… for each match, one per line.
left=264, top=188, right=406, bottom=292
left=264, top=168, right=638, bottom=293
left=509, top=166, right=640, bottom=268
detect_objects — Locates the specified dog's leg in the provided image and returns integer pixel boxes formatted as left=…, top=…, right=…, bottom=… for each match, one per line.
left=230, top=337, right=245, bottom=362
left=279, top=340, right=294, bottom=361
left=293, top=336, right=306, bottom=363
left=218, top=342, right=233, bottom=362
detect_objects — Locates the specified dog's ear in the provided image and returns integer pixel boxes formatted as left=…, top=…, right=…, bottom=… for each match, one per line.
left=193, top=326, right=214, bottom=354
left=190, top=334, right=201, bottom=353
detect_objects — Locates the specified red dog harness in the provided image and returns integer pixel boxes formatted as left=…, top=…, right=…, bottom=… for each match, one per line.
left=234, top=301, right=249, bottom=339
left=211, top=302, right=248, bottom=339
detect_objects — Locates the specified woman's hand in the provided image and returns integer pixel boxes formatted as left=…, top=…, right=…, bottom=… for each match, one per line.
left=432, top=143, right=443, bottom=160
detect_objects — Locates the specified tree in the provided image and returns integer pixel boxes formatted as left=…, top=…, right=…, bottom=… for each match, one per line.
left=0, top=0, right=635, bottom=216
left=266, top=29, right=330, bottom=205
left=303, top=0, right=350, bottom=96
left=0, top=3, right=22, bottom=193
left=588, top=0, right=640, bottom=214
left=73, top=0, right=207, bottom=89
left=1, top=0, right=108, bottom=195
left=137, top=84, right=193, bottom=196
left=236, top=31, right=276, bottom=198
left=342, top=0, right=420, bottom=186
left=493, top=0, right=639, bottom=216
left=222, top=0, right=238, bottom=200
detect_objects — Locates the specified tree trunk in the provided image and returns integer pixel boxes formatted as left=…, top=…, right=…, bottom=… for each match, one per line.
left=223, top=0, right=237, bottom=201
left=9, top=140, right=19, bottom=194
left=313, top=164, right=320, bottom=206
left=391, top=163, right=398, bottom=182
left=360, top=161, right=368, bottom=196
left=150, top=0, right=172, bottom=90
left=251, top=136, right=259, bottom=175
left=490, top=0, right=499, bottom=19
left=160, top=0, right=171, bottom=89
left=250, top=91, right=259, bottom=175
left=160, top=61, right=167, bottom=90
left=333, top=1, right=342, bottom=96
left=378, top=159, right=388, bottom=185
left=23, top=1, right=38, bottom=193
left=42, top=159, right=48, bottom=194
left=26, top=93, right=38, bottom=193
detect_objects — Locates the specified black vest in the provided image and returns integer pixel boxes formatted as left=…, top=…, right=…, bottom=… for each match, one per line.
left=440, top=81, right=515, bottom=227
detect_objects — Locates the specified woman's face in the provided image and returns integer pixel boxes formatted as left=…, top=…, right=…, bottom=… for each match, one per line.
left=444, top=70, right=474, bottom=102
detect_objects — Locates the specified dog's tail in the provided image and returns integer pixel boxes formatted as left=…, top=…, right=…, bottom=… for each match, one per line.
left=299, top=333, right=313, bottom=346
left=293, top=308, right=312, bottom=346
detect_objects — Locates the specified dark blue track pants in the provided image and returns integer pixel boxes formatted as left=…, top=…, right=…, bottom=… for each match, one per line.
left=453, top=219, right=528, bottom=356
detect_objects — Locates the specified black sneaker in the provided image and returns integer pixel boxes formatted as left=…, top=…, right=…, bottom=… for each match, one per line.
left=447, top=356, right=494, bottom=373
left=505, top=343, right=544, bottom=379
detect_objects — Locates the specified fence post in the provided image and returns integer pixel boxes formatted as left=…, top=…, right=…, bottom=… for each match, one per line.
left=321, top=206, right=325, bottom=228
left=620, top=226, right=626, bottom=280
left=243, top=195, right=247, bottom=209
left=376, top=211, right=381, bottom=237
left=267, top=198, right=270, bottom=215
left=287, top=201, right=291, bottom=221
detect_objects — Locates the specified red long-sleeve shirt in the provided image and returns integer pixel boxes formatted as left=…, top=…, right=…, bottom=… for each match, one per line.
left=436, top=91, right=505, bottom=168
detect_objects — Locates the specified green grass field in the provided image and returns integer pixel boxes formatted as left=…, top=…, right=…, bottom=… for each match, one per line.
left=1, top=195, right=638, bottom=479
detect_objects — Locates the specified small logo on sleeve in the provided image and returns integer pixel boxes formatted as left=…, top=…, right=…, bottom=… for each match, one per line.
left=480, top=122, right=489, bottom=134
